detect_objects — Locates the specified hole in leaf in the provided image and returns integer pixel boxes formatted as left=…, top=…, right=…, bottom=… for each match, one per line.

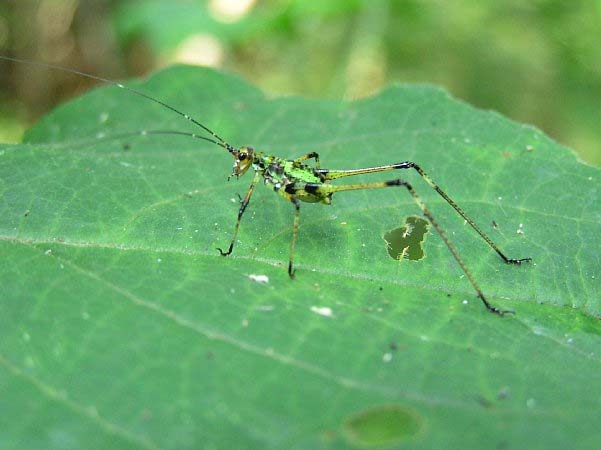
left=383, top=216, right=429, bottom=261
left=344, top=404, right=423, bottom=447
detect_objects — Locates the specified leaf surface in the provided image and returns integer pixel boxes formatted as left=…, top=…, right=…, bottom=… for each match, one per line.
left=1, top=66, right=599, bottom=449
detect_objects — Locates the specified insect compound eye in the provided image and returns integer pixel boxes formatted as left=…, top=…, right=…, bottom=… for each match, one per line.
left=238, top=152, right=247, bottom=161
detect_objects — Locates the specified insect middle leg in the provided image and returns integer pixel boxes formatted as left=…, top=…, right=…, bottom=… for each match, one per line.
left=307, top=179, right=512, bottom=315
left=288, top=197, right=301, bottom=278
left=218, top=172, right=260, bottom=256
left=318, top=162, right=531, bottom=265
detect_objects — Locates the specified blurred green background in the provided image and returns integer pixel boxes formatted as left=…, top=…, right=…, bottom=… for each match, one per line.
left=1, top=0, right=600, bottom=165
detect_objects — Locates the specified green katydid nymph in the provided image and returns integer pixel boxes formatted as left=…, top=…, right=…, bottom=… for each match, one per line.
left=1, top=55, right=532, bottom=315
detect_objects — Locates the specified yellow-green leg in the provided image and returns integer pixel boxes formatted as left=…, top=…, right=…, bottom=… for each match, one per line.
left=314, top=178, right=512, bottom=315
left=218, top=172, right=260, bottom=256
left=288, top=197, right=301, bottom=278
left=318, top=161, right=531, bottom=265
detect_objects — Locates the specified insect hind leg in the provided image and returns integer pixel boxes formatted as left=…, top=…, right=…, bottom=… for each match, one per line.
left=317, top=178, right=512, bottom=316
left=319, top=161, right=531, bottom=265
left=392, top=162, right=531, bottom=265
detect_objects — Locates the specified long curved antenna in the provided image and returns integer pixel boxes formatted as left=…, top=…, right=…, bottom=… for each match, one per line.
left=33, top=129, right=230, bottom=152
left=0, top=55, right=236, bottom=153
left=105, top=129, right=229, bottom=150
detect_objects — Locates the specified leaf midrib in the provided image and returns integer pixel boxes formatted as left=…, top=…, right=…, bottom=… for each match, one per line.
left=0, top=234, right=547, bottom=308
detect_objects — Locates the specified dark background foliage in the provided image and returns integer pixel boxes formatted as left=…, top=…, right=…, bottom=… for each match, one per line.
left=0, top=0, right=600, bottom=165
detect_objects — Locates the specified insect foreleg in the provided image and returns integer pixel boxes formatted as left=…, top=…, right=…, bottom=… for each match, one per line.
left=319, top=161, right=531, bottom=265
left=218, top=172, right=260, bottom=257
left=314, top=179, right=512, bottom=316
left=294, top=152, right=320, bottom=168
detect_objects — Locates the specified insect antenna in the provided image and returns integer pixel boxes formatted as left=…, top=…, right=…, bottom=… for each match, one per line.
left=0, top=55, right=236, bottom=153
left=31, top=129, right=230, bottom=153
left=105, top=130, right=229, bottom=150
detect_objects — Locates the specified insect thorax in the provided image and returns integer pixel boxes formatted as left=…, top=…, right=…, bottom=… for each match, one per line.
left=255, top=154, right=331, bottom=204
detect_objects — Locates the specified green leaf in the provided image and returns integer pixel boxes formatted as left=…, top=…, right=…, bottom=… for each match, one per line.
left=1, top=66, right=599, bottom=449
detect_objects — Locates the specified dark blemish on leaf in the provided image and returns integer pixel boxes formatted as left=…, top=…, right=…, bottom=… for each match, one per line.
left=344, top=404, right=423, bottom=447
left=492, top=220, right=498, bottom=229
left=383, top=216, right=430, bottom=261
left=477, top=396, right=494, bottom=409
left=24, top=210, right=30, bottom=217
left=497, top=387, right=510, bottom=400
left=389, top=342, right=398, bottom=352
left=122, top=143, right=131, bottom=151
